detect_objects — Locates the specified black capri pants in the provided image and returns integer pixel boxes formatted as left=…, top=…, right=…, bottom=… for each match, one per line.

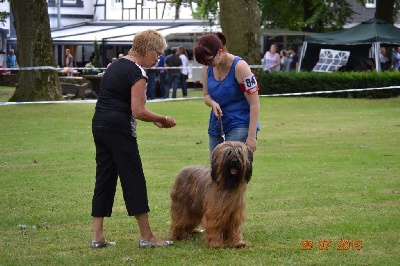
left=91, top=130, right=150, bottom=217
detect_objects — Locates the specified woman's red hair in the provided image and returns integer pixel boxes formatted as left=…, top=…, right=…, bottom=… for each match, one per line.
left=194, top=32, right=226, bottom=65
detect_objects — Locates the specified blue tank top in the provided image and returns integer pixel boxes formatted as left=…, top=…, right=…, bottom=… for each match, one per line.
left=207, top=56, right=252, bottom=136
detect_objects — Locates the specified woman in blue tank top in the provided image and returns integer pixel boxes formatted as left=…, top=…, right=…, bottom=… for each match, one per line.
left=194, top=32, right=260, bottom=155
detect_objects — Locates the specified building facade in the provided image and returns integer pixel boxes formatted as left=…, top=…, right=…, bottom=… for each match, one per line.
left=0, top=0, right=397, bottom=68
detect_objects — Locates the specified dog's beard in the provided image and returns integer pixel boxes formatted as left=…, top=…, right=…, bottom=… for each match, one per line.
left=224, top=159, right=242, bottom=189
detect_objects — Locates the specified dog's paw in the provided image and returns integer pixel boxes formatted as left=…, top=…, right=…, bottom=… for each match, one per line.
left=233, top=241, right=251, bottom=248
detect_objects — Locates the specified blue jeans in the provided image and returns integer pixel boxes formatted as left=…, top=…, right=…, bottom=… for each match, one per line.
left=208, top=127, right=249, bottom=155
left=166, top=72, right=180, bottom=98
left=146, top=71, right=156, bottom=100
left=180, top=73, right=188, bottom=97
left=159, top=72, right=167, bottom=98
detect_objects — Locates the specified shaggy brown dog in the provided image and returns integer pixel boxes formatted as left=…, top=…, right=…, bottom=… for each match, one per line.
left=169, top=141, right=253, bottom=248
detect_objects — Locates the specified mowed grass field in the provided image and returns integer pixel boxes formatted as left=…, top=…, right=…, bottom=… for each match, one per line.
left=0, top=89, right=399, bottom=265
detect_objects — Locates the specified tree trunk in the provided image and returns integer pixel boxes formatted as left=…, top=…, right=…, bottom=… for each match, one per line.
left=9, top=0, right=63, bottom=102
left=219, top=0, right=261, bottom=65
left=375, top=0, right=395, bottom=24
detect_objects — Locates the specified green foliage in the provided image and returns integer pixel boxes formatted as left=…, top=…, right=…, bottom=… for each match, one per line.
left=192, top=0, right=219, bottom=22
left=0, top=0, right=6, bottom=24
left=171, top=0, right=400, bottom=33
left=305, top=0, right=355, bottom=32
left=258, top=71, right=400, bottom=98
left=0, top=97, right=399, bottom=264
left=92, top=39, right=101, bottom=68
left=172, top=0, right=219, bottom=22
left=259, top=0, right=363, bottom=32
left=258, top=0, right=303, bottom=31
left=82, top=62, right=101, bottom=75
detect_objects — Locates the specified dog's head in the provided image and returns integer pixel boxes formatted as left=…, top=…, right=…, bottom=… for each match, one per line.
left=210, top=141, right=253, bottom=189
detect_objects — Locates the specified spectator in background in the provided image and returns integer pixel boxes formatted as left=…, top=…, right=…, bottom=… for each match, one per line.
left=262, top=44, right=280, bottom=73
left=366, top=58, right=375, bottom=70
left=379, top=47, right=390, bottom=70
left=6, top=49, right=18, bottom=68
left=107, top=57, right=118, bottom=68
left=157, top=52, right=167, bottom=99
left=164, top=47, right=182, bottom=98
left=177, top=46, right=189, bottom=97
left=392, top=47, right=400, bottom=71
left=287, top=46, right=299, bottom=71
left=354, top=59, right=374, bottom=72
left=65, top=49, right=74, bottom=67
left=65, top=49, right=74, bottom=76
left=146, top=66, right=158, bottom=100
left=280, top=49, right=289, bottom=72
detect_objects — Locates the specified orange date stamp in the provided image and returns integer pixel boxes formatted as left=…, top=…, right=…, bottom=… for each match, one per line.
left=301, top=240, right=362, bottom=251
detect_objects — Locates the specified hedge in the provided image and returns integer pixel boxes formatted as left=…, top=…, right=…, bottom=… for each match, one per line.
left=257, top=71, right=400, bottom=98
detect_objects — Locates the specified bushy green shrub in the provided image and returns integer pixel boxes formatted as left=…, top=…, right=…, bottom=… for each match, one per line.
left=92, top=40, right=102, bottom=68
left=258, top=71, right=400, bottom=98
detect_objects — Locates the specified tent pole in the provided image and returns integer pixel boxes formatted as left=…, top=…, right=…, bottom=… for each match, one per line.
left=298, top=41, right=307, bottom=72
left=374, top=42, right=381, bottom=71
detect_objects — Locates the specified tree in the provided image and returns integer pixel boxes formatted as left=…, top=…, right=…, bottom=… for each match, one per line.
left=0, top=0, right=7, bottom=22
left=9, top=0, right=63, bottom=102
left=259, top=0, right=362, bottom=33
left=375, top=0, right=399, bottom=23
left=171, top=0, right=261, bottom=65
left=260, top=0, right=400, bottom=33
left=92, top=40, right=101, bottom=68
left=219, top=0, right=260, bottom=64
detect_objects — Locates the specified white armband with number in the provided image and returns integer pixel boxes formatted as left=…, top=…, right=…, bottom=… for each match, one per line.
left=239, top=74, right=259, bottom=95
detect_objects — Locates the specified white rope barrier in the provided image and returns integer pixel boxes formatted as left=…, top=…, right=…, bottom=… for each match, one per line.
left=1, top=65, right=398, bottom=105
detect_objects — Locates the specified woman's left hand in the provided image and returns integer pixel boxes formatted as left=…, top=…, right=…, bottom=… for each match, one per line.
left=245, top=136, right=257, bottom=152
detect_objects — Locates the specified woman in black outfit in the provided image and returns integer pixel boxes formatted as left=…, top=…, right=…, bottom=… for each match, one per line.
left=91, top=29, right=176, bottom=248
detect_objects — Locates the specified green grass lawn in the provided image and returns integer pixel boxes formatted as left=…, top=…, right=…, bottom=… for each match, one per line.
left=0, top=86, right=16, bottom=102
left=0, top=89, right=399, bottom=265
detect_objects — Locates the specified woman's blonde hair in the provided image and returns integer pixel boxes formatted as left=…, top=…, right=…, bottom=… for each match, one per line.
left=129, top=29, right=167, bottom=57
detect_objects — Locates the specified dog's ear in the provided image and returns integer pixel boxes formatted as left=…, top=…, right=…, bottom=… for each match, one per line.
left=211, top=154, right=218, bottom=182
left=245, top=147, right=253, bottom=183
left=247, top=146, right=254, bottom=163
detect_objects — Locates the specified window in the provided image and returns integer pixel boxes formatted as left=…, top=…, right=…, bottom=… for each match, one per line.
left=47, top=0, right=83, bottom=7
left=112, top=0, right=122, bottom=8
left=366, top=0, right=376, bottom=8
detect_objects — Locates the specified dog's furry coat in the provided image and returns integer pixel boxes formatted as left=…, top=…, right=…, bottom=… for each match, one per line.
left=169, top=141, right=253, bottom=248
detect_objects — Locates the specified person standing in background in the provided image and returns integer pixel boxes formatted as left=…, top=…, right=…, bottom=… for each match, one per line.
left=157, top=52, right=167, bottom=98
left=379, top=47, right=390, bottom=70
left=65, top=49, right=74, bottom=76
left=146, top=66, right=157, bottom=100
left=6, top=49, right=18, bottom=74
left=392, top=47, right=400, bottom=71
left=262, top=44, right=280, bottom=73
left=280, top=49, right=289, bottom=72
left=6, top=49, right=18, bottom=68
left=65, top=49, right=74, bottom=67
left=287, top=46, right=299, bottom=71
left=177, top=46, right=189, bottom=97
left=107, top=57, right=118, bottom=68
left=164, top=47, right=182, bottom=98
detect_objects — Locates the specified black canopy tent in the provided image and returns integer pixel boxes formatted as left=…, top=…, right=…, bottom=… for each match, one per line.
left=299, top=18, right=400, bottom=71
